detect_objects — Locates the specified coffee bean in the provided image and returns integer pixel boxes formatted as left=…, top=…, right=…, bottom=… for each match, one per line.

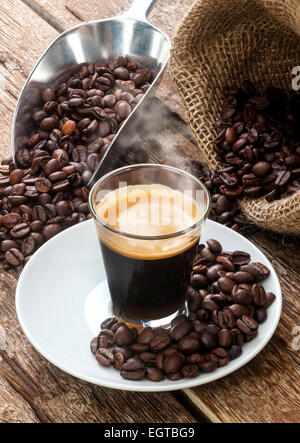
left=198, top=330, right=218, bottom=351
left=255, top=307, right=268, bottom=324
left=150, top=333, right=171, bottom=353
left=251, top=283, right=267, bottom=306
left=2, top=213, right=21, bottom=228
left=10, top=223, right=30, bottom=239
left=218, top=277, right=235, bottom=293
left=229, top=303, right=249, bottom=317
left=5, top=248, right=24, bottom=266
left=21, top=236, right=35, bottom=256
left=163, top=352, right=185, bottom=374
left=218, top=329, right=232, bottom=348
left=10, top=169, right=24, bottom=185
left=120, top=358, right=145, bottom=380
left=264, top=292, right=276, bottom=308
left=181, top=364, right=200, bottom=377
left=35, top=177, right=52, bottom=193
left=95, top=348, right=114, bottom=366
left=210, top=348, right=229, bottom=367
left=206, top=239, right=222, bottom=253
left=114, top=325, right=133, bottom=346
left=237, top=315, right=258, bottom=334
left=228, top=345, right=242, bottom=361
left=90, top=337, right=98, bottom=355
left=43, top=224, right=62, bottom=239
left=178, top=337, right=200, bottom=353
left=252, top=161, right=271, bottom=177
left=101, top=317, right=117, bottom=330
left=146, top=367, right=164, bottom=381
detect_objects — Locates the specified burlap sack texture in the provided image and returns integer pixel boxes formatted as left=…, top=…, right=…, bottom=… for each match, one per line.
left=170, top=0, right=300, bottom=235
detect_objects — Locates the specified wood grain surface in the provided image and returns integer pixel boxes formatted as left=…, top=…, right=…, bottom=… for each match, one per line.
left=0, top=0, right=299, bottom=424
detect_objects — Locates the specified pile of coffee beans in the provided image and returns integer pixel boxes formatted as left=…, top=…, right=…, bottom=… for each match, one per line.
left=0, top=57, right=152, bottom=269
left=188, top=160, right=249, bottom=231
left=90, top=238, right=276, bottom=381
left=213, top=81, right=300, bottom=202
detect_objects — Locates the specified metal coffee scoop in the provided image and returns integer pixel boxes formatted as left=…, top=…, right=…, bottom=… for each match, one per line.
left=11, top=0, right=171, bottom=188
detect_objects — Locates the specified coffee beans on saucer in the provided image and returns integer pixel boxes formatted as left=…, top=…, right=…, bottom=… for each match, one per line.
left=0, top=57, right=152, bottom=269
left=90, top=238, right=276, bottom=381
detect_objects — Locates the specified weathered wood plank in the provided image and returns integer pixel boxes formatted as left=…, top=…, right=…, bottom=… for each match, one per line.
left=22, top=0, right=195, bottom=119
left=0, top=0, right=58, bottom=153
left=0, top=372, right=40, bottom=423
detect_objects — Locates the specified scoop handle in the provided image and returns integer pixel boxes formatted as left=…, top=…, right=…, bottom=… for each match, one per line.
left=123, top=0, right=156, bottom=22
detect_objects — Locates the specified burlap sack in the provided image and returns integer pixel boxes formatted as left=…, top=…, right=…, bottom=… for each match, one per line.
left=170, top=0, right=300, bottom=235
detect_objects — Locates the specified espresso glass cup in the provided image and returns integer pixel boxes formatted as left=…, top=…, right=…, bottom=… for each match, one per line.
left=89, top=164, right=211, bottom=327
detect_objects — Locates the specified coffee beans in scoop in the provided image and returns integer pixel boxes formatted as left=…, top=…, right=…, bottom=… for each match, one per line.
left=90, top=238, right=276, bottom=381
left=213, top=81, right=300, bottom=202
left=0, top=57, right=152, bottom=269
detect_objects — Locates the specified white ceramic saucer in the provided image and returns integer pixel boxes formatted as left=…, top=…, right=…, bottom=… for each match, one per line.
left=16, top=219, right=282, bottom=392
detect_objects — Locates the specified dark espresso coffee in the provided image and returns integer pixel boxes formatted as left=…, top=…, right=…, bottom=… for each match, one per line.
left=95, top=185, right=203, bottom=321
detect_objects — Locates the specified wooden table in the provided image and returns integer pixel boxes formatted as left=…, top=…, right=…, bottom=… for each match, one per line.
left=0, top=0, right=299, bottom=423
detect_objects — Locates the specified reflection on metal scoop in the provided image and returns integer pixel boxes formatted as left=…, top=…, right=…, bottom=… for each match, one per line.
left=11, top=0, right=171, bottom=189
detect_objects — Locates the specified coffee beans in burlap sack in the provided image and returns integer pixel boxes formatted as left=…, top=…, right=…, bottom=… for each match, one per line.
left=170, top=0, right=300, bottom=235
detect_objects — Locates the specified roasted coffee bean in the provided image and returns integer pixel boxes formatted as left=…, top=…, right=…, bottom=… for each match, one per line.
left=146, top=367, right=164, bottom=381
left=139, top=352, right=157, bottom=365
left=236, top=315, right=258, bottom=334
left=10, top=169, right=24, bottom=185
left=21, top=236, right=35, bottom=256
left=181, top=364, right=200, bottom=377
left=199, top=359, right=217, bottom=373
left=95, top=348, right=114, bottom=366
left=187, top=287, right=203, bottom=312
left=212, top=308, right=236, bottom=329
left=5, top=248, right=24, bottom=266
left=240, top=262, right=270, bottom=281
left=232, top=284, right=252, bottom=305
left=170, top=320, right=192, bottom=341
left=163, top=352, right=185, bottom=374
left=251, top=283, right=267, bottom=306
left=255, top=307, right=268, bottom=324
left=114, top=325, right=133, bottom=346
left=218, top=277, right=235, bottom=293
left=178, top=337, right=200, bottom=353
left=137, top=327, right=154, bottom=344
left=198, top=330, right=218, bottom=351
left=1, top=240, right=18, bottom=252
left=43, top=224, right=62, bottom=239
left=120, top=358, right=145, bottom=380
left=231, top=271, right=253, bottom=283
left=90, top=337, right=98, bottom=355
left=190, top=273, right=209, bottom=289
left=150, top=333, right=171, bottom=352
left=218, top=329, right=232, bottom=348
left=228, top=345, right=242, bottom=361
left=216, top=256, right=235, bottom=272
left=231, top=251, right=251, bottom=265
left=10, top=223, right=30, bottom=238
left=206, top=239, right=222, bottom=253
left=264, top=292, right=276, bottom=308
left=2, top=213, right=21, bottom=227
left=130, top=343, right=149, bottom=354
left=229, top=303, right=249, bottom=317
left=210, top=348, right=229, bottom=367
left=99, top=328, right=115, bottom=346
